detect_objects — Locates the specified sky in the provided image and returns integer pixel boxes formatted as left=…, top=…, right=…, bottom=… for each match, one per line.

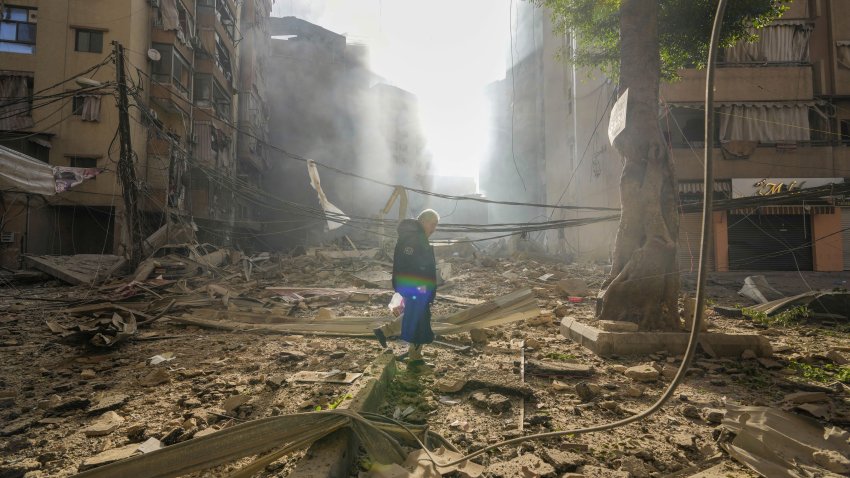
left=271, top=0, right=511, bottom=178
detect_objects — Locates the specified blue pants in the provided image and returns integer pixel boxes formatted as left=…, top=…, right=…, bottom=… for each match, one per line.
left=399, top=292, right=434, bottom=345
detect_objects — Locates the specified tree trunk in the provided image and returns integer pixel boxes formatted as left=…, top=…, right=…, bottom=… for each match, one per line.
left=597, top=0, right=680, bottom=331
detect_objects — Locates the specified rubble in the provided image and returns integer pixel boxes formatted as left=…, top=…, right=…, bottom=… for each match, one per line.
left=3, top=246, right=850, bottom=477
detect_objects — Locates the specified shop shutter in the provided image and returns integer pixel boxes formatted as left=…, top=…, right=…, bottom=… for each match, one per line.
left=678, top=213, right=714, bottom=273
left=728, top=214, right=813, bottom=271
left=841, top=208, right=850, bottom=270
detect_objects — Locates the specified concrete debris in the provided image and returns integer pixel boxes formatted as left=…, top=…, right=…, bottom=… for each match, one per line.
left=721, top=405, right=850, bottom=478
left=738, top=275, right=784, bottom=304
left=469, top=390, right=512, bottom=413
left=291, top=370, right=363, bottom=384
left=82, top=411, right=124, bottom=437
left=486, top=453, right=556, bottom=477
left=624, top=364, right=660, bottom=383
left=25, top=254, right=127, bottom=286
left=556, top=278, right=589, bottom=297
left=526, top=360, right=594, bottom=377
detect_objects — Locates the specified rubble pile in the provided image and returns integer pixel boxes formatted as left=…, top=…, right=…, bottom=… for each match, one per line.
left=0, top=243, right=849, bottom=477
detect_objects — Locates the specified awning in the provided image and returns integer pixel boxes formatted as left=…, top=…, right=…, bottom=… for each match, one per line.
left=0, top=145, right=101, bottom=196
left=0, top=145, right=55, bottom=195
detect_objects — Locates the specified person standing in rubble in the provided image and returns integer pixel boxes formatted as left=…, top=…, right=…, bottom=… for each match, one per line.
left=374, top=209, right=440, bottom=369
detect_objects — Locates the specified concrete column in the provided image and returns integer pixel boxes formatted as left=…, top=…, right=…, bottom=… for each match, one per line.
left=713, top=210, right=729, bottom=272
left=812, top=210, right=843, bottom=272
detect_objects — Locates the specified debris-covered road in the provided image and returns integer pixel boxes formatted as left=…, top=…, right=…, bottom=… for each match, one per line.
left=1, top=248, right=850, bottom=478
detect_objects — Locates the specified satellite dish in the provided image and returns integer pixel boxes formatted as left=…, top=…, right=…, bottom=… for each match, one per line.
left=147, top=48, right=161, bottom=61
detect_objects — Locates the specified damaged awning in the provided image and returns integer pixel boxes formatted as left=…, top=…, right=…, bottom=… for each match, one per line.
left=0, top=145, right=102, bottom=195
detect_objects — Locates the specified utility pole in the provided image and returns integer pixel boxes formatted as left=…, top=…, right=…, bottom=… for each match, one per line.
left=113, top=41, right=144, bottom=270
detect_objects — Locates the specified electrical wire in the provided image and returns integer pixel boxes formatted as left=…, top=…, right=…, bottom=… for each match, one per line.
left=368, top=1, right=726, bottom=470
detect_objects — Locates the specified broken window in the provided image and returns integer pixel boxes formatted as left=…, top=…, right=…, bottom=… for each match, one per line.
left=151, top=43, right=192, bottom=97
left=74, top=28, right=103, bottom=53
left=662, top=105, right=717, bottom=148
left=0, top=5, right=36, bottom=54
left=0, top=73, right=34, bottom=131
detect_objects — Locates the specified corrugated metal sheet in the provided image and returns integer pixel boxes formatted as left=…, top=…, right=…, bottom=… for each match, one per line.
left=728, top=214, right=813, bottom=271
left=730, top=205, right=834, bottom=215
left=678, top=213, right=714, bottom=274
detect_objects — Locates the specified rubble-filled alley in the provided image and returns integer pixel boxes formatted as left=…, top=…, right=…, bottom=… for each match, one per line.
left=1, top=243, right=849, bottom=478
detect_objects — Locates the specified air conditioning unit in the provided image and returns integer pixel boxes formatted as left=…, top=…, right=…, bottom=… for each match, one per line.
left=27, top=11, right=37, bottom=23
left=0, top=232, right=15, bottom=243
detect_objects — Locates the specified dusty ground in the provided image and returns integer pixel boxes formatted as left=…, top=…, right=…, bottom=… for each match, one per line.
left=1, top=252, right=849, bottom=477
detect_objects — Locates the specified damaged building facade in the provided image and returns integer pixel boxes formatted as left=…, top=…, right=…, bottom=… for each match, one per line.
left=263, top=17, right=432, bottom=248
left=485, top=0, right=850, bottom=272
left=0, top=0, right=274, bottom=269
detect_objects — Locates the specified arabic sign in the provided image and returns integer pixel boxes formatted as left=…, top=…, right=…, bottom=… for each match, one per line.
left=608, top=89, right=628, bottom=145
left=731, top=178, right=843, bottom=198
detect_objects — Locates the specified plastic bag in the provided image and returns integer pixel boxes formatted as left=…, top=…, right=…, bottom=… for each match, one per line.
left=388, top=292, right=405, bottom=317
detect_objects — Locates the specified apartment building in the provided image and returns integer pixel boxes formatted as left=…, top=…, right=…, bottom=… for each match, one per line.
left=0, top=0, right=270, bottom=268
left=486, top=0, right=850, bottom=271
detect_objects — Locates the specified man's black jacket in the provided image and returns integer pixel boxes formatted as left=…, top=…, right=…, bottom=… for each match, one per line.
left=392, top=219, right=437, bottom=296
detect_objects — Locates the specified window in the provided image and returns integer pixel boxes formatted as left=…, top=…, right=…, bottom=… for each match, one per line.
left=0, top=74, right=34, bottom=130
left=214, top=32, right=233, bottom=84
left=74, top=29, right=103, bottom=53
left=72, top=95, right=85, bottom=115
left=1, top=5, right=37, bottom=54
left=193, top=74, right=212, bottom=105
left=71, top=94, right=101, bottom=121
left=69, top=156, right=98, bottom=168
left=212, top=79, right=231, bottom=119
left=216, top=0, right=236, bottom=41
left=151, top=43, right=192, bottom=97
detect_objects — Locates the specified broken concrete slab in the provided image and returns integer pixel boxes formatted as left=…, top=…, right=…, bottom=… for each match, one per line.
left=561, top=317, right=772, bottom=357
left=25, top=254, right=127, bottom=285
left=78, top=444, right=140, bottom=471
left=722, top=405, right=850, bottom=478
left=82, top=411, right=124, bottom=437
left=289, top=354, right=397, bottom=478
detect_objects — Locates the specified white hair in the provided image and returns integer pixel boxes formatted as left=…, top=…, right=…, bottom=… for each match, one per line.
left=417, top=209, right=440, bottom=224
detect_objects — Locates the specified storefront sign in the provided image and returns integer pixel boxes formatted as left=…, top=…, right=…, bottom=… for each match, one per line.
left=731, top=178, right=843, bottom=198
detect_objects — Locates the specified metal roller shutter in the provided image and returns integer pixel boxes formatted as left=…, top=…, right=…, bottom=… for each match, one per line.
left=728, top=214, right=813, bottom=271
left=842, top=208, right=850, bottom=270
left=678, top=213, right=714, bottom=273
